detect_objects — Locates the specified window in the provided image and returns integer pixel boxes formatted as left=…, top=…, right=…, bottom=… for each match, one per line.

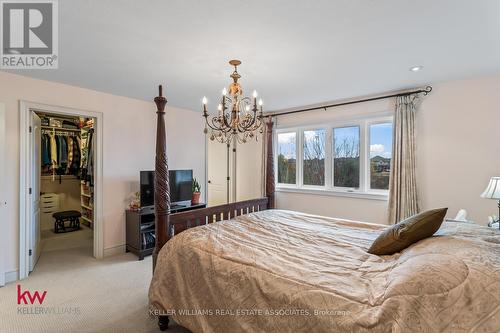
left=277, top=132, right=296, bottom=184
left=275, top=115, right=393, bottom=199
left=303, top=129, right=325, bottom=186
left=369, top=123, right=393, bottom=190
left=333, top=126, right=359, bottom=188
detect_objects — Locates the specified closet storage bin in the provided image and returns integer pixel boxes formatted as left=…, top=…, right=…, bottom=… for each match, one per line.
left=41, top=193, right=60, bottom=231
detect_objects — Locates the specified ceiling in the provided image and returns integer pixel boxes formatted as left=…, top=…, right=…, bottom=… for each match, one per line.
left=5, top=0, right=500, bottom=111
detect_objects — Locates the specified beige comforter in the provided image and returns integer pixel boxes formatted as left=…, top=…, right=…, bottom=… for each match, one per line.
left=149, top=210, right=500, bottom=332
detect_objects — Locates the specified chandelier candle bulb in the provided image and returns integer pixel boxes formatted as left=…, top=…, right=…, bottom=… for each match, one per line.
left=202, top=96, right=208, bottom=113
left=222, top=87, right=227, bottom=96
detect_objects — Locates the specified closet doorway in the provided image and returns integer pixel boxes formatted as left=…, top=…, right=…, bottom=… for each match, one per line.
left=19, top=102, right=103, bottom=279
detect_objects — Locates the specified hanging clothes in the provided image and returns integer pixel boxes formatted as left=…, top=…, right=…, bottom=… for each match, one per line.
left=58, top=135, right=68, bottom=166
left=75, top=136, right=82, bottom=169
left=70, top=137, right=81, bottom=176
left=41, top=134, right=51, bottom=166
left=81, top=129, right=94, bottom=185
left=80, top=133, right=88, bottom=170
left=41, top=130, right=82, bottom=176
left=50, top=132, right=58, bottom=169
left=66, top=136, right=73, bottom=174
left=87, top=130, right=94, bottom=184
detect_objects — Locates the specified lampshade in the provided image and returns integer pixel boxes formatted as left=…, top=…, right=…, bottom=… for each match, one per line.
left=481, top=177, right=500, bottom=199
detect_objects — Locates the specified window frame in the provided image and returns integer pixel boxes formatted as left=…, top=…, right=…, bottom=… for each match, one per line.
left=275, top=129, right=299, bottom=188
left=274, top=113, right=393, bottom=201
left=301, top=127, right=327, bottom=189
left=332, top=123, right=362, bottom=192
left=366, top=118, right=394, bottom=194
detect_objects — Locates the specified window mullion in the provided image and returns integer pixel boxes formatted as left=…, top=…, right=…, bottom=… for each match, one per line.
left=297, top=129, right=302, bottom=188
left=360, top=123, right=365, bottom=192
left=325, top=128, right=333, bottom=189
left=365, top=122, right=372, bottom=191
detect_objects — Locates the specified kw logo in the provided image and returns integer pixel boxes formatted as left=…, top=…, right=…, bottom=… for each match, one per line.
left=17, top=284, right=47, bottom=305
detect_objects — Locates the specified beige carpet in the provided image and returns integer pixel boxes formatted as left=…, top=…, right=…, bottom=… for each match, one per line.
left=0, top=227, right=190, bottom=333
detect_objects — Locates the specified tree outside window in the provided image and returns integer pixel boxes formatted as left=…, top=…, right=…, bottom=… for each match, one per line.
left=333, top=126, right=360, bottom=188
left=277, top=132, right=296, bottom=184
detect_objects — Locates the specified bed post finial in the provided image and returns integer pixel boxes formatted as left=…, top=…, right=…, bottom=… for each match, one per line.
left=265, top=117, right=275, bottom=209
left=153, top=84, right=170, bottom=271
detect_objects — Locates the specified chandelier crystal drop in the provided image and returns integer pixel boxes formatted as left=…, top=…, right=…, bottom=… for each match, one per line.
left=202, top=60, right=264, bottom=144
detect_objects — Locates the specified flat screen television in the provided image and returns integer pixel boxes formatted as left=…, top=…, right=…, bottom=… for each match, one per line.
left=140, top=171, right=155, bottom=207
left=140, top=170, right=193, bottom=207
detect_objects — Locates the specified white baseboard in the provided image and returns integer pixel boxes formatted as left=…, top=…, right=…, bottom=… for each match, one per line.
left=4, top=270, right=19, bottom=285
left=103, top=244, right=126, bottom=257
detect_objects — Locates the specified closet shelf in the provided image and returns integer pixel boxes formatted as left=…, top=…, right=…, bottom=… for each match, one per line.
left=81, top=204, right=93, bottom=210
left=41, top=125, right=81, bottom=132
left=81, top=193, right=91, bottom=198
left=81, top=216, right=93, bottom=224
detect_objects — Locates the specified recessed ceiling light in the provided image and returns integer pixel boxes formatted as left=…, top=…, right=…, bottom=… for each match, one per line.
left=409, top=66, right=423, bottom=72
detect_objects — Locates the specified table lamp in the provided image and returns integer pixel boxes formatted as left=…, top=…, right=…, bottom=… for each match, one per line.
left=481, top=176, right=500, bottom=229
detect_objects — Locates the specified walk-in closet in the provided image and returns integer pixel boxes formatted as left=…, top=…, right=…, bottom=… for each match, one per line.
left=36, top=111, right=96, bottom=253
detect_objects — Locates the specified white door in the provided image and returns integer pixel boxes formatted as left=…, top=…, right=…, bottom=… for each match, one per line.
left=207, top=140, right=230, bottom=206
left=235, top=137, right=263, bottom=201
left=0, top=104, right=5, bottom=286
left=29, top=112, right=42, bottom=272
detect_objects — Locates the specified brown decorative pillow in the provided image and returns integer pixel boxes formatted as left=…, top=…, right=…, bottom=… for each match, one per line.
left=368, top=208, right=448, bottom=255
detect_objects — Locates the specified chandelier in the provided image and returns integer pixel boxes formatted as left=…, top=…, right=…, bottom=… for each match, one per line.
left=202, top=60, right=264, bottom=144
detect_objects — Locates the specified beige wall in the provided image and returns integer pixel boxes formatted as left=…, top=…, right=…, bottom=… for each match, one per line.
left=417, top=74, right=500, bottom=225
left=0, top=72, right=205, bottom=274
left=275, top=73, right=500, bottom=226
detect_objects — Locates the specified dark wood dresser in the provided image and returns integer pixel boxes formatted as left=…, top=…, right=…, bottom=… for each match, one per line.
left=126, top=202, right=206, bottom=260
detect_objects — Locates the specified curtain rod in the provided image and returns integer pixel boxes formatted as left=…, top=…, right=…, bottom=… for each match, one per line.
left=267, top=85, right=432, bottom=117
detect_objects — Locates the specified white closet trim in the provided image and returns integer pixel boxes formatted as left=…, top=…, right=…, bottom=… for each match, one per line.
left=19, top=101, right=104, bottom=280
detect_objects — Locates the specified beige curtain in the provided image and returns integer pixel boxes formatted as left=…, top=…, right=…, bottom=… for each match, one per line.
left=388, top=95, right=420, bottom=224
left=261, top=117, right=275, bottom=208
left=260, top=119, right=269, bottom=197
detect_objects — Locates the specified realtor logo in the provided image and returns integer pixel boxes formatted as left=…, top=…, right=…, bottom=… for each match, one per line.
left=17, top=284, right=47, bottom=305
left=1, top=0, right=58, bottom=69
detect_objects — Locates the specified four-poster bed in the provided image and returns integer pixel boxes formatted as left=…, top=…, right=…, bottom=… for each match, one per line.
left=151, top=85, right=275, bottom=269
left=151, top=85, right=275, bottom=330
left=148, top=86, right=500, bottom=333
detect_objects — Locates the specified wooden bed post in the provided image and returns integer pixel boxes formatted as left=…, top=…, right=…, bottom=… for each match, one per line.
left=152, top=85, right=170, bottom=271
left=265, top=117, right=275, bottom=209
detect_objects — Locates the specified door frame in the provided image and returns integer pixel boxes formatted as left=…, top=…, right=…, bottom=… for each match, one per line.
left=0, top=104, right=5, bottom=286
left=19, top=101, right=104, bottom=279
left=28, top=113, right=42, bottom=271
